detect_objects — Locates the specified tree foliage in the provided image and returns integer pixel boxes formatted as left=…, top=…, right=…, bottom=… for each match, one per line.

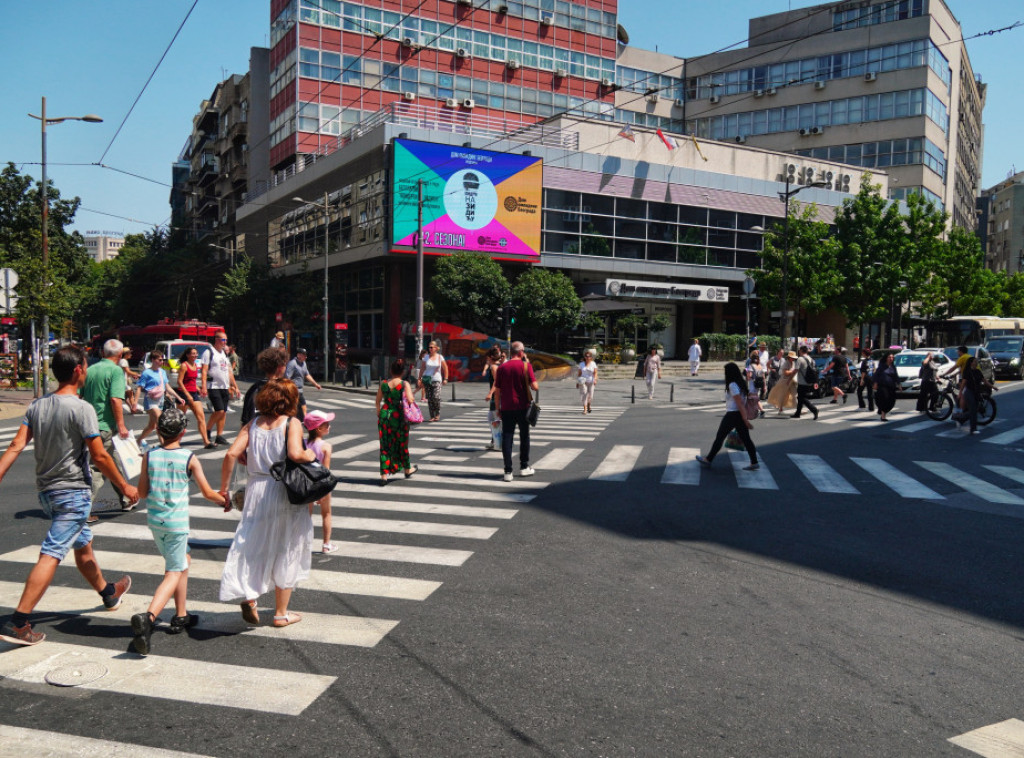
left=428, top=252, right=510, bottom=330
left=511, top=267, right=582, bottom=332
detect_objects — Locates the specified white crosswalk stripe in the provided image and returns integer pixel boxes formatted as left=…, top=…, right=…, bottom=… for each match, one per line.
left=533, top=447, right=584, bottom=471
left=788, top=454, right=859, bottom=494
left=981, top=425, right=1024, bottom=446
left=914, top=461, right=1024, bottom=505
left=661, top=447, right=701, bottom=485
left=0, top=726, right=212, bottom=757
left=983, top=465, right=1024, bottom=487
left=589, top=445, right=643, bottom=482
left=729, top=451, right=778, bottom=489
left=851, top=457, right=944, bottom=500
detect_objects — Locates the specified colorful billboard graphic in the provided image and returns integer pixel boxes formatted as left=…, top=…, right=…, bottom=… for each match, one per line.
left=391, top=139, right=543, bottom=259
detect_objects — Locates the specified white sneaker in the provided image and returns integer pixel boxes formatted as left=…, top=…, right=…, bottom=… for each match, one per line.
left=519, top=466, right=535, bottom=477
left=502, top=472, right=513, bottom=482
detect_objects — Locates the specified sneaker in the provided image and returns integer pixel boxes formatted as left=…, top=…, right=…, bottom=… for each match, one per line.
left=167, top=613, right=198, bottom=635
left=0, top=619, right=45, bottom=646
left=215, top=435, right=230, bottom=446
left=322, top=543, right=338, bottom=554
left=519, top=466, right=536, bottom=477
left=204, top=442, right=217, bottom=449
left=502, top=472, right=513, bottom=482
left=130, top=612, right=153, bottom=655
left=102, top=575, right=132, bottom=610
left=695, top=455, right=711, bottom=467
left=743, top=463, right=760, bottom=471
left=121, top=501, right=136, bottom=512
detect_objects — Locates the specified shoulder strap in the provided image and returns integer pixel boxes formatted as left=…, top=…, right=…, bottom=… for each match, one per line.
left=521, top=359, right=533, bottom=404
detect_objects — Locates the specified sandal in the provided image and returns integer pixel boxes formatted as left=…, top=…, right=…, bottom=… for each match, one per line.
left=404, top=465, right=418, bottom=478
left=240, top=600, right=259, bottom=625
left=272, top=612, right=302, bottom=628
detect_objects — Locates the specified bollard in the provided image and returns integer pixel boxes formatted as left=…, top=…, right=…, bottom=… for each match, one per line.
left=631, top=384, right=635, bottom=404
left=670, top=382, right=674, bottom=403
left=451, top=382, right=456, bottom=402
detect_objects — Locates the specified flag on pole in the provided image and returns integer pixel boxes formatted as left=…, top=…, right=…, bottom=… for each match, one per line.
left=656, top=129, right=677, bottom=150
left=617, top=124, right=636, bottom=142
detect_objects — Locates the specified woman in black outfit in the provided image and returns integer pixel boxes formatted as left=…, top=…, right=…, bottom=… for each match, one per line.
left=915, top=352, right=939, bottom=413
left=857, top=348, right=875, bottom=411
left=961, top=356, right=998, bottom=434
left=873, top=352, right=899, bottom=421
left=696, top=362, right=759, bottom=470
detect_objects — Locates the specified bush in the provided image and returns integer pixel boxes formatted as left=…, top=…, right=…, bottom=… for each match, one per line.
left=698, top=333, right=781, bottom=361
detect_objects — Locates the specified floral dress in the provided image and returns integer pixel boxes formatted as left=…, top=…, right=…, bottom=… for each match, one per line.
left=378, top=381, right=410, bottom=475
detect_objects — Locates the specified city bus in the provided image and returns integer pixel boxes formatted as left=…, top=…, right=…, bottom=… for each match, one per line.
left=924, top=316, right=1024, bottom=348
left=91, top=318, right=225, bottom=359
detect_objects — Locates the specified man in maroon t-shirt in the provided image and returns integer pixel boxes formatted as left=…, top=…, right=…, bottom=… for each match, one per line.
left=493, top=341, right=539, bottom=482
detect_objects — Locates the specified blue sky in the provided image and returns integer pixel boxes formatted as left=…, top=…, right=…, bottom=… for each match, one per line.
left=1, top=1, right=1019, bottom=238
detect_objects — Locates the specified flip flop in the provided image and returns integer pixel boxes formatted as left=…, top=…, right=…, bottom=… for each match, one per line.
left=404, top=465, right=418, bottom=478
left=240, top=600, right=260, bottom=625
left=272, top=612, right=302, bottom=628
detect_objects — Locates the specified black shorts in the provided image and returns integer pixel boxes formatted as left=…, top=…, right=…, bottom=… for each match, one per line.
left=208, top=388, right=230, bottom=412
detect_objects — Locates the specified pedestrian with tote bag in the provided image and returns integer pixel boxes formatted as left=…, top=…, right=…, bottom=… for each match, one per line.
left=417, top=341, right=448, bottom=422
left=696, top=362, right=759, bottom=471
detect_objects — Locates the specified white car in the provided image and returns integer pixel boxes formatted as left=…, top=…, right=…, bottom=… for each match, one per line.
left=892, top=349, right=951, bottom=394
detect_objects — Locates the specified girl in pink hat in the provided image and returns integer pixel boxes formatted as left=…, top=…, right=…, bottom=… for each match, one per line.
left=303, top=410, right=336, bottom=553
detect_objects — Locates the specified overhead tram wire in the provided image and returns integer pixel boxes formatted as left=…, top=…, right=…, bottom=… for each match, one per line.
left=96, top=0, right=200, bottom=164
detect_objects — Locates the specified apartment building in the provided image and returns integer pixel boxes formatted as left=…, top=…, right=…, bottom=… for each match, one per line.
left=980, top=172, right=1024, bottom=273
left=83, top=233, right=125, bottom=263
left=681, top=0, right=984, bottom=228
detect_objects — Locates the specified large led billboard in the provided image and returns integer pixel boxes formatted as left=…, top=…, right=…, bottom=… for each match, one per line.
left=391, top=139, right=543, bottom=260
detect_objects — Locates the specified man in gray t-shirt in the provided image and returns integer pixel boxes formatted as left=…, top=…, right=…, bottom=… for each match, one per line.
left=0, top=346, right=139, bottom=646
left=285, top=348, right=322, bottom=420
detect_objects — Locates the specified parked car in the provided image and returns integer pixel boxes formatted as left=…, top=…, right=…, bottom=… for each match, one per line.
left=939, top=345, right=995, bottom=385
left=891, top=349, right=952, bottom=395
left=144, top=339, right=213, bottom=383
left=984, top=335, right=1024, bottom=380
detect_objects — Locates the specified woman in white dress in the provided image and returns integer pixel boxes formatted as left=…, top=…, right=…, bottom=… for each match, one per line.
left=577, top=351, right=598, bottom=414
left=218, top=378, right=316, bottom=628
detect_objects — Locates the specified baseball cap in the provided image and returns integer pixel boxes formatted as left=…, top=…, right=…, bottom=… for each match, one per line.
left=296, top=347, right=307, bottom=354
left=303, top=410, right=335, bottom=431
left=157, top=407, right=188, bottom=438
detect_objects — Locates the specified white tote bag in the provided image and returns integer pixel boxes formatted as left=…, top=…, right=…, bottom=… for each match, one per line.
left=111, top=435, right=143, bottom=481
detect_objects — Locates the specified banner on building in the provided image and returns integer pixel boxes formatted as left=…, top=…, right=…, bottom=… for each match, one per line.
left=391, top=139, right=543, bottom=260
left=605, top=278, right=729, bottom=302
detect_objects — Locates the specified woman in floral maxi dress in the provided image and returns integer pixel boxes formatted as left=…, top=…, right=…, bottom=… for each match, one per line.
left=375, top=359, right=419, bottom=486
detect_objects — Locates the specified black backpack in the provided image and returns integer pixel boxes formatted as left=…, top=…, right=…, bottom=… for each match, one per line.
left=803, top=357, right=819, bottom=385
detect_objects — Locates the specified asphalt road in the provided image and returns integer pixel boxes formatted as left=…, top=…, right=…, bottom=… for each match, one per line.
left=0, top=378, right=1023, bottom=757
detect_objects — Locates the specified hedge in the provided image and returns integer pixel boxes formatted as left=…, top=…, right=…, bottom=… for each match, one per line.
left=697, top=333, right=782, bottom=361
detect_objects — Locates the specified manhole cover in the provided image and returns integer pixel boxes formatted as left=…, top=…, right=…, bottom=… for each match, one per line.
left=45, top=662, right=108, bottom=687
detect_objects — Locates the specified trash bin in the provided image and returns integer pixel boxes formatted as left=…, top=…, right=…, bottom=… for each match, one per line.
left=635, top=358, right=645, bottom=379
left=354, top=363, right=371, bottom=387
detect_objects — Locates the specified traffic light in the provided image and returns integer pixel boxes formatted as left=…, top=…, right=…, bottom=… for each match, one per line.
left=749, top=301, right=760, bottom=329
left=508, top=304, right=518, bottom=326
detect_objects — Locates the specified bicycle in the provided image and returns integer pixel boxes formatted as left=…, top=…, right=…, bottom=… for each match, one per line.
left=925, top=378, right=997, bottom=425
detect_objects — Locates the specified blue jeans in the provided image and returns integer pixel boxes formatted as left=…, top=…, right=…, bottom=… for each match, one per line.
left=39, top=489, right=93, bottom=560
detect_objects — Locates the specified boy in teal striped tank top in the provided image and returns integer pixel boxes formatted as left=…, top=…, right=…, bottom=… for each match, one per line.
left=130, top=408, right=225, bottom=656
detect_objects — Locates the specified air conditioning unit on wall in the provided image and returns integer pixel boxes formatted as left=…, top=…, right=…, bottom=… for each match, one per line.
left=506, top=59, right=520, bottom=70
left=709, top=94, right=720, bottom=104
left=456, top=48, right=468, bottom=58
left=865, top=71, right=877, bottom=82
left=445, top=98, right=458, bottom=107
left=463, top=98, right=476, bottom=108
left=403, top=92, right=416, bottom=101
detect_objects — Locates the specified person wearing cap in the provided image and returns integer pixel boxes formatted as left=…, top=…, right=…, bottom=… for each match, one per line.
left=130, top=408, right=226, bottom=656
left=285, top=348, right=323, bottom=421
left=766, top=349, right=798, bottom=414
left=303, top=410, right=336, bottom=554
left=270, top=331, right=285, bottom=349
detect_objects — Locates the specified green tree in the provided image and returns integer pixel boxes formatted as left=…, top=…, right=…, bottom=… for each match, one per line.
left=922, top=227, right=1004, bottom=318
left=428, top=252, right=510, bottom=330
left=1003, top=272, right=1024, bottom=318
left=511, top=267, right=582, bottom=334
left=749, top=201, right=842, bottom=333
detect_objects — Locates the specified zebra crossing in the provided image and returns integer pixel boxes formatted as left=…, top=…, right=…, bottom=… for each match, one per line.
left=0, top=402, right=625, bottom=726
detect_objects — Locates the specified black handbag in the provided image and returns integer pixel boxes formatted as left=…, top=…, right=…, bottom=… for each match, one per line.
left=522, top=360, right=540, bottom=427
left=269, top=420, right=339, bottom=505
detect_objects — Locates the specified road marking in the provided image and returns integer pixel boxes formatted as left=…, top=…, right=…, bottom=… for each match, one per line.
left=661, top=447, right=701, bottom=485
left=981, top=425, right=1024, bottom=446
left=413, top=422, right=609, bottom=432
left=338, top=483, right=535, bottom=503
left=0, top=640, right=334, bottom=716
left=949, top=718, right=1024, bottom=757
left=533, top=447, right=584, bottom=471
left=589, top=445, right=643, bottom=482
left=0, top=580, right=398, bottom=648
left=788, top=454, right=859, bottom=494
left=341, top=464, right=548, bottom=490
left=325, top=516, right=497, bottom=540
left=914, top=462, right=1024, bottom=505
left=422, top=454, right=470, bottom=462
left=335, top=498, right=518, bottom=520
left=0, top=546, right=441, bottom=600
left=332, top=439, right=386, bottom=460
left=728, top=451, right=778, bottom=489
left=0, top=726, right=212, bottom=757
left=893, top=419, right=944, bottom=434
left=983, top=465, right=1024, bottom=487
left=850, top=458, right=944, bottom=500
left=414, top=431, right=599, bottom=442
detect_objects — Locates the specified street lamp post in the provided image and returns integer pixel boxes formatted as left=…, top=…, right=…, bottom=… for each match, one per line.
left=28, top=97, right=102, bottom=396
left=292, top=194, right=331, bottom=384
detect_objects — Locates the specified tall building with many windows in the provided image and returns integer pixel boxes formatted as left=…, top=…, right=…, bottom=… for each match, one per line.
left=267, top=0, right=620, bottom=171
left=682, top=0, right=984, bottom=228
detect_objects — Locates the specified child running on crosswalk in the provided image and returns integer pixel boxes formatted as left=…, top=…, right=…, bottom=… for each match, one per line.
left=130, top=408, right=226, bottom=656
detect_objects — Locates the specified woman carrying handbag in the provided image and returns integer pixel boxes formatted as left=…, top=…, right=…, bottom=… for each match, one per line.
left=696, top=362, right=760, bottom=471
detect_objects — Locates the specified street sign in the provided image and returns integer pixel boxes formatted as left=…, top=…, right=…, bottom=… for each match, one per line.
left=0, top=268, right=19, bottom=291
left=0, top=292, right=18, bottom=311
left=742, top=276, right=755, bottom=295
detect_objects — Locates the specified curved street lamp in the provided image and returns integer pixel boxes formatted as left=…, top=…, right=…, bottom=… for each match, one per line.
left=27, top=97, right=102, bottom=396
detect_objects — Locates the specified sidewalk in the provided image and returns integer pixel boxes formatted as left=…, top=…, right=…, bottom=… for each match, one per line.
left=315, top=360, right=735, bottom=408
left=0, top=389, right=33, bottom=421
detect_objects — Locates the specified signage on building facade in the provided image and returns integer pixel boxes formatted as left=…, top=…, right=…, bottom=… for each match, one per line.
left=605, top=278, right=730, bottom=302
left=390, top=139, right=543, bottom=260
